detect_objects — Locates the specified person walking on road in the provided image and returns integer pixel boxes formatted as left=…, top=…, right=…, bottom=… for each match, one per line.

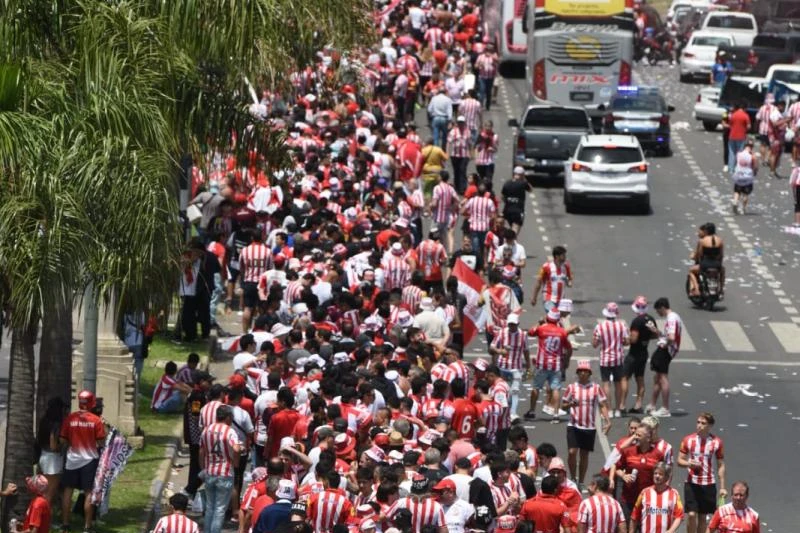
left=731, top=139, right=758, bottom=215
left=622, top=296, right=657, bottom=414
left=531, top=245, right=573, bottom=311
left=427, top=87, right=453, bottom=149
left=448, top=115, right=473, bottom=193
left=577, top=475, right=626, bottom=533
left=707, top=481, right=759, bottom=533
left=489, top=313, right=529, bottom=417
left=475, top=44, right=499, bottom=110
left=755, top=94, right=775, bottom=164
left=474, top=121, right=498, bottom=184
left=678, top=412, right=726, bottom=533
left=647, top=298, right=682, bottom=418
left=501, top=166, right=531, bottom=233
left=562, top=360, right=611, bottom=486
left=462, top=182, right=496, bottom=271
left=727, top=102, right=751, bottom=175
left=630, top=462, right=685, bottom=533
left=526, top=308, right=572, bottom=421
left=199, top=404, right=243, bottom=533
left=592, top=302, right=630, bottom=418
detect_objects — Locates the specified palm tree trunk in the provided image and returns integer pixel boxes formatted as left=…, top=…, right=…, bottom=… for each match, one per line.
left=2, top=320, right=38, bottom=514
left=36, top=297, right=72, bottom=419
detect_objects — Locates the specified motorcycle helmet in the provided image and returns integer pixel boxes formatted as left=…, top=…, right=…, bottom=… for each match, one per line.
left=78, top=390, right=96, bottom=410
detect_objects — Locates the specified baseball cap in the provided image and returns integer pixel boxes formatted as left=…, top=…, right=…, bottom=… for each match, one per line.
left=432, top=478, right=456, bottom=492
left=548, top=457, right=567, bottom=472
left=513, top=166, right=525, bottom=174
left=576, top=360, right=592, bottom=373
left=410, top=473, right=430, bottom=494
left=557, top=299, right=573, bottom=313
left=507, top=313, right=519, bottom=325
left=546, top=308, right=561, bottom=322
left=602, top=302, right=619, bottom=319
left=276, top=479, right=297, bottom=500
left=495, top=515, right=519, bottom=533
left=228, top=374, right=247, bottom=389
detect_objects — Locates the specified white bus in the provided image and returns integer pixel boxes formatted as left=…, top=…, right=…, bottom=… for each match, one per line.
left=485, top=0, right=528, bottom=77
left=526, top=0, right=635, bottom=126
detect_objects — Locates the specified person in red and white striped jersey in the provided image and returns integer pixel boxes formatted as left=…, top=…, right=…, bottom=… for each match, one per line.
left=384, top=474, right=447, bottom=533
left=577, top=475, right=626, bottom=533
left=562, top=360, right=611, bottom=486
left=383, top=242, right=411, bottom=291
left=486, top=365, right=512, bottom=449
left=631, top=462, right=685, bottom=533
left=474, top=43, right=499, bottom=110
left=592, top=302, right=630, bottom=418
left=489, top=313, right=529, bottom=417
left=474, top=121, right=498, bottom=182
left=677, top=412, right=726, bottom=533
left=430, top=172, right=459, bottom=253
left=151, top=361, right=192, bottom=413
left=239, top=229, right=273, bottom=333
left=199, top=405, right=242, bottom=533
left=707, top=481, right=759, bottom=533
left=532, top=245, right=572, bottom=310
left=199, top=383, right=225, bottom=429
left=448, top=117, right=473, bottom=193
left=458, top=90, right=482, bottom=141
left=153, top=493, right=199, bottom=533
left=402, top=271, right=425, bottom=313
left=489, top=462, right=522, bottom=517
left=462, top=184, right=496, bottom=271
left=307, top=471, right=354, bottom=533
left=649, top=297, right=683, bottom=417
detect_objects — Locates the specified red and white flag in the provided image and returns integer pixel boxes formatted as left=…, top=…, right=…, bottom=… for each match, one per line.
left=219, top=331, right=274, bottom=352
left=452, top=259, right=487, bottom=346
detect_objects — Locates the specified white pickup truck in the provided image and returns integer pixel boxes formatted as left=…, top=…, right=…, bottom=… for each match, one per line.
left=699, top=12, right=758, bottom=47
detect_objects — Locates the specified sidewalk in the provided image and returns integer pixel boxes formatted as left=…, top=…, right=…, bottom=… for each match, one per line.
left=146, top=312, right=242, bottom=533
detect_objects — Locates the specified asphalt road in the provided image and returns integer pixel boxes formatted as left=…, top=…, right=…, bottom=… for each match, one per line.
left=465, top=64, right=800, bottom=532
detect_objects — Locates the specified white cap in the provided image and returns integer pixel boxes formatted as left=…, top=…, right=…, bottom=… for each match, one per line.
left=419, top=297, right=434, bottom=311
left=513, top=166, right=525, bottom=174
left=507, top=313, right=519, bottom=325
left=385, top=370, right=399, bottom=382
left=456, top=115, right=466, bottom=122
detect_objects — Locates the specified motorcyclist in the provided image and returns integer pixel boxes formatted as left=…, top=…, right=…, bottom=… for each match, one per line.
left=688, top=222, right=725, bottom=298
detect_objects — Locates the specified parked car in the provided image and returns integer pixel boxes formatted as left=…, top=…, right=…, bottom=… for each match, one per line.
left=693, top=85, right=725, bottom=131
left=510, top=105, right=594, bottom=178
left=680, top=31, right=734, bottom=82
left=563, top=134, right=650, bottom=213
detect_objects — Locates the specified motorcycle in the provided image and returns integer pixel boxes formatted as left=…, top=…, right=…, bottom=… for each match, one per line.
left=686, top=268, right=722, bottom=310
left=642, top=30, right=675, bottom=65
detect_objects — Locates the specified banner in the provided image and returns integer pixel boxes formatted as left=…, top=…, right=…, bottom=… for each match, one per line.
left=452, top=259, right=486, bottom=346
left=91, top=427, right=135, bottom=516
left=543, top=0, right=627, bottom=17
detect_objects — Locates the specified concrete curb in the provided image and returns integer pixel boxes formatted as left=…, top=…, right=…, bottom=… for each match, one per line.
left=140, top=346, right=212, bottom=532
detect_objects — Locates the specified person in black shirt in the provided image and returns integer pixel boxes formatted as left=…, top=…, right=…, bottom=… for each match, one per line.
left=622, top=296, right=658, bottom=414
left=501, top=167, right=531, bottom=233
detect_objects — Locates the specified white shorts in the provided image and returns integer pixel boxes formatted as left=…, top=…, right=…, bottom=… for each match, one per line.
left=39, top=450, right=64, bottom=476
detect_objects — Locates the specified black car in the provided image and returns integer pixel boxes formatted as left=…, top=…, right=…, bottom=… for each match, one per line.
left=601, top=87, right=675, bottom=156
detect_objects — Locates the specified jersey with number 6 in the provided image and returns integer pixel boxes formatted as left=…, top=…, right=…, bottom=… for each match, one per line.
left=451, top=398, right=481, bottom=439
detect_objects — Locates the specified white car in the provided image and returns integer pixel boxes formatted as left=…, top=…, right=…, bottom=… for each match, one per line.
left=564, top=135, right=650, bottom=213
left=699, top=11, right=758, bottom=47
left=693, top=85, right=725, bottom=131
left=680, top=31, right=733, bottom=82
left=666, top=0, right=711, bottom=20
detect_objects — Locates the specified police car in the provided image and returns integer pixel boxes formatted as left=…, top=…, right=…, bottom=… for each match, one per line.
left=600, top=86, right=675, bottom=156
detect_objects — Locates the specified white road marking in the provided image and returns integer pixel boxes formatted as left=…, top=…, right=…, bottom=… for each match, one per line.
left=768, top=323, right=800, bottom=353
left=710, top=321, right=756, bottom=352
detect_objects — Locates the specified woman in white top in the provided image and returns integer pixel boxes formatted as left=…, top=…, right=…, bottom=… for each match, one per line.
left=731, top=138, right=758, bottom=215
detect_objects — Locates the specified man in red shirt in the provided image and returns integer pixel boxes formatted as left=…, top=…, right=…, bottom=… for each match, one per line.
left=525, top=309, right=572, bottom=420
left=59, top=390, right=106, bottom=532
left=611, top=423, right=666, bottom=518
left=519, top=475, right=572, bottom=533
left=264, top=388, right=302, bottom=460
left=20, top=475, right=51, bottom=533
left=449, top=377, right=480, bottom=440
left=727, top=101, right=752, bottom=174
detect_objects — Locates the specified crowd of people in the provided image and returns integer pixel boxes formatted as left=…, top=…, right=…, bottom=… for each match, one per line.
left=139, top=0, right=764, bottom=533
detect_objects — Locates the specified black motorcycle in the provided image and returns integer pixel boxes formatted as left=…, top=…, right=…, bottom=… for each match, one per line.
left=686, top=268, right=722, bottom=310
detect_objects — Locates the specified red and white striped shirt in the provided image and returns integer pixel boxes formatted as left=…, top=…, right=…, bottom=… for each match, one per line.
left=402, top=284, right=424, bottom=313
left=383, top=257, right=411, bottom=291
left=396, top=54, right=420, bottom=74
left=199, top=400, right=222, bottom=429
left=660, top=311, right=683, bottom=358
left=448, top=126, right=472, bottom=159
left=284, top=279, right=304, bottom=305
left=632, top=486, right=684, bottom=533
left=308, top=488, right=354, bottom=533
left=577, top=493, right=625, bottom=533
left=425, top=27, right=445, bottom=49
left=475, top=52, right=499, bottom=79
left=387, top=496, right=446, bottom=532
left=431, top=182, right=458, bottom=224
left=708, top=503, right=760, bottom=533
left=530, top=323, right=570, bottom=371
left=200, top=422, right=240, bottom=477
left=490, top=479, right=512, bottom=510
left=538, top=260, right=571, bottom=304
left=480, top=399, right=503, bottom=440
left=563, top=382, right=607, bottom=430
left=421, top=397, right=455, bottom=421
left=593, top=319, right=630, bottom=367
left=756, top=103, right=775, bottom=136
left=239, top=243, right=273, bottom=283
left=240, top=480, right=266, bottom=511
left=679, top=433, right=724, bottom=485
left=464, top=195, right=496, bottom=232
left=655, top=438, right=674, bottom=465
left=152, top=513, right=199, bottom=533
left=151, top=374, right=177, bottom=410
left=417, top=239, right=447, bottom=281
left=489, top=378, right=511, bottom=428
left=491, top=327, right=529, bottom=371
left=459, top=98, right=482, bottom=131
left=475, top=132, right=498, bottom=166
left=447, top=359, right=470, bottom=390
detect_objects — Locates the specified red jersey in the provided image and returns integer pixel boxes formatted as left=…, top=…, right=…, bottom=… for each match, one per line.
left=577, top=493, right=625, bottom=533
left=615, top=445, right=666, bottom=504
left=22, top=495, right=51, bottom=533
left=593, top=319, right=630, bottom=367
left=708, top=503, right=760, bottom=533
left=200, top=422, right=240, bottom=477
left=632, top=486, right=684, bottom=533
left=450, top=398, right=480, bottom=439
left=563, top=381, right=607, bottom=430
left=530, top=323, right=571, bottom=371
left=556, top=480, right=583, bottom=511
left=308, top=488, right=354, bottom=533
left=240, top=480, right=267, bottom=511
left=60, top=410, right=106, bottom=470
left=153, top=513, right=199, bottom=533
left=519, top=493, right=571, bottom=533
left=265, top=408, right=302, bottom=458
left=538, top=260, right=571, bottom=304
left=680, top=433, right=724, bottom=485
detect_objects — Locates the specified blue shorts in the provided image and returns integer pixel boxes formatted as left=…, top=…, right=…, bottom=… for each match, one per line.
left=533, top=369, right=562, bottom=390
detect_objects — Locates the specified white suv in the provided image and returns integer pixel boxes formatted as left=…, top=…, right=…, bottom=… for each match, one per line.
left=564, top=135, right=650, bottom=213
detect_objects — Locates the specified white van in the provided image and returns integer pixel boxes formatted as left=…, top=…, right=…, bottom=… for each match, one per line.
left=700, top=12, right=758, bottom=46
left=667, top=0, right=712, bottom=20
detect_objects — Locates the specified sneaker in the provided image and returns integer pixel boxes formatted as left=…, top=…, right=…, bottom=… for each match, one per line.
left=654, top=407, right=672, bottom=417
left=644, top=404, right=656, bottom=414
left=523, top=409, right=537, bottom=420
left=542, top=405, right=555, bottom=416
left=608, top=410, right=616, bottom=419
left=557, top=409, right=568, bottom=417
left=613, top=409, right=622, bottom=418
